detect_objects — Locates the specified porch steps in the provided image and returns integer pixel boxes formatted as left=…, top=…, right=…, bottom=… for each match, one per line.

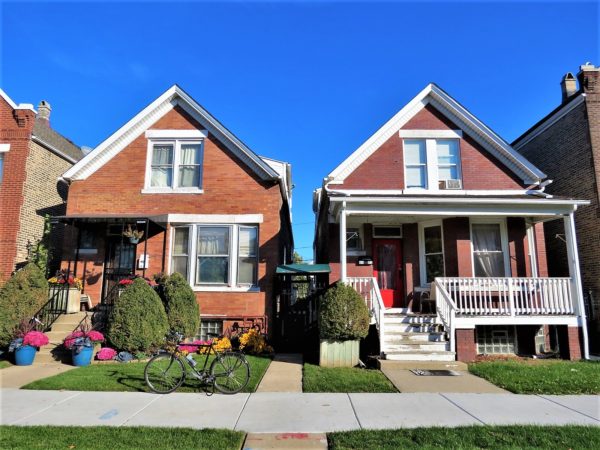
left=382, top=311, right=455, bottom=362
left=36, top=312, right=88, bottom=364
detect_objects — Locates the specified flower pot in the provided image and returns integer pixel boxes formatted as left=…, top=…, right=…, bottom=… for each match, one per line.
left=72, top=346, right=94, bottom=366
left=128, top=237, right=139, bottom=244
left=15, top=345, right=37, bottom=366
left=319, top=339, right=360, bottom=368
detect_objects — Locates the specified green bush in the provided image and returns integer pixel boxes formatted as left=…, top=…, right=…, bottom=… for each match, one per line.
left=107, top=278, right=169, bottom=352
left=0, top=264, right=49, bottom=347
left=319, top=283, right=370, bottom=340
left=162, top=272, right=200, bottom=338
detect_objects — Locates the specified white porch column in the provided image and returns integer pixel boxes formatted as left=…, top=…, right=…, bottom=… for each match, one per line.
left=339, top=202, right=347, bottom=283
left=563, top=212, right=589, bottom=359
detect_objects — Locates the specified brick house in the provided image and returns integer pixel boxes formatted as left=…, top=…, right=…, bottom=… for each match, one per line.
left=57, top=85, right=293, bottom=339
left=313, top=83, right=589, bottom=362
left=0, top=89, right=83, bottom=282
left=513, top=63, right=600, bottom=354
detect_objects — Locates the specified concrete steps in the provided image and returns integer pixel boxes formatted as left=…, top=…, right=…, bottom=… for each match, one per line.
left=36, top=312, right=88, bottom=363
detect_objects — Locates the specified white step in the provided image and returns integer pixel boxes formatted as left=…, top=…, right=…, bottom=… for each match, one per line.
left=384, top=332, right=446, bottom=343
left=385, top=351, right=456, bottom=361
left=384, top=341, right=449, bottom=352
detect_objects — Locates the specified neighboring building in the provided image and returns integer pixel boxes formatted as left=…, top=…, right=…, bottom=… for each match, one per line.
left=58, top=85, right=293, bottom=337
left=513, top=63, right=600, bottom=354
left=0, top=89, right=83, bottom=282
left=313, top=83, right=589, bottom=362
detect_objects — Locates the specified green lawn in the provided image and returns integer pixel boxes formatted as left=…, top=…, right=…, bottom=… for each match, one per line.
left=0, top=426, right=244, bottom=450
left=22, top=355, right=270, bottom=393
left=469, top=359, right=600, bottom=394
left=328, top=425, right=600, bottom=449
left=303, top=363, right=397, bottom=393
left=0, top=360, right=12, bottom=369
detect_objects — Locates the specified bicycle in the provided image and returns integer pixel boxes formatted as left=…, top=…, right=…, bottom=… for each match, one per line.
left=144, top=332, right=250, bottom=395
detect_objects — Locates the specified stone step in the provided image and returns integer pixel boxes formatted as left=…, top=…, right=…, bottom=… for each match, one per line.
left=384, top=323, right=444, bottom=333
left=51, top=322, right=81, bottom=332
left=385, top=351, right=456, bottom=362
left=384, top=331, right=446, bottom=342
left=52, top=312, right=88, bottom=326
left=384, top=341, right=449, bottom=352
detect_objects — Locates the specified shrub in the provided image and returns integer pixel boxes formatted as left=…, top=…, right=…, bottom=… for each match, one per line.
left=239, top=329, right=273, bottom=354
left=107, top=278, right=169, bottom=352
left=319, top=283, right=370, bottom=340
left=0, top=263, right=49, bottom=347
left=162, top=272, right=200, bottom=339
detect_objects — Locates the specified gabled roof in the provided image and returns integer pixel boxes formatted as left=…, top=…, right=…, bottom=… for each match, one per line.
left=33, top=119, right=83, bottom=163
left=327, top=83, right=546, bottom=185
left=63, top=85, right=280, bottom=182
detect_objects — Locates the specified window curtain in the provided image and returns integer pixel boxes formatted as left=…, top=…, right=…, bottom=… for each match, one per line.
left=151, top=145, right=173, bottom=187
left=472, top=224, right=505, bottom=277
left=178, top=144, right=201, bottom=187
left=377, top=244, right=396, bottom=290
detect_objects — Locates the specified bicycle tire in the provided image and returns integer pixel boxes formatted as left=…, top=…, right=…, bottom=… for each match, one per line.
left=144, top=353, right=186, bottom=394
left=210, top=352, right=250, bottom=394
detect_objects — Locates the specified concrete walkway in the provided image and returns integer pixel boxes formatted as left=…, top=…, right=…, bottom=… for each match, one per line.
left=0, top=363, right=75, bottom=389
left=256, top=354, right=303, bottom=392
left=380, top=360, right=507, bottom=393
left=1, top=389, right=598, bottom=432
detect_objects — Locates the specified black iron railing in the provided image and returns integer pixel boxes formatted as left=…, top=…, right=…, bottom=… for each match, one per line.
left=35, top=284, right=70, bottom=331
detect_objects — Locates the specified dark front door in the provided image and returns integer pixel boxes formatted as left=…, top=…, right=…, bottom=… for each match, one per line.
left=102, top=237, right=135, bottom=305
left=372, top=239, right=403, bottom=308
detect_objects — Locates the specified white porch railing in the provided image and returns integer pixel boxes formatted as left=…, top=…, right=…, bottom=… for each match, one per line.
left=434, top=282, right=457, bottom=353
left=347, top=277, right=386, bottom=347
left=435, top=277, right=576, bottom=317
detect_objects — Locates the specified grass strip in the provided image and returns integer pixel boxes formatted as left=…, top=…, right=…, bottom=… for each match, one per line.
left=303, top=363, right=397, bottom=393
left=469, top=360, right=600, bottom=394
left=328, top=425, right=600, bottom=449
left=22, top=354, right=270, bottom=393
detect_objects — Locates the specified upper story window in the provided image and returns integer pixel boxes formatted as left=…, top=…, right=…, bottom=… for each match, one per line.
left=143, top=130, right=206, bottom=194
left=0, top=143, right=9, bottom=184
left=400, top=130, right=462, bottom=191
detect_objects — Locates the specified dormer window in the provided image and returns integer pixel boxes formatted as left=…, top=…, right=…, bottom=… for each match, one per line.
left=400, top=130, right=462, bottom=191
left=143, top=129, right=207, bottom=193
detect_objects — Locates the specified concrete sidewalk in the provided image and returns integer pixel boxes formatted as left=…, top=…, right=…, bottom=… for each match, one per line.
left=0, top=363, right=75, bottom=389
left=256, top=354, right=303, bottom=392
left=1, top=389, right=598, bottom=432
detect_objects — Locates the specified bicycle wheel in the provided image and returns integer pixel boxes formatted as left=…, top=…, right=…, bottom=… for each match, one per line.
left=144, top=353, right=186, bottom=394
left=210, top=352, right=250, bottom=394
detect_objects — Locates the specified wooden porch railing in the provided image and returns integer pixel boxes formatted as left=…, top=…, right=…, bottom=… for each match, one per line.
left=347, top=277, right=386, bottom=349
left=435, top=277, right=576, bottom=317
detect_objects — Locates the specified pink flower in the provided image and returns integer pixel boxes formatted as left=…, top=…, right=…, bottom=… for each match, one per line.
left=87, top=330, right=105, bottom=343
left=96, top=347, right=117, bottom=360
left=22, top=331, right=49, bottom=347
left=177, top=340, right=211, bottom=353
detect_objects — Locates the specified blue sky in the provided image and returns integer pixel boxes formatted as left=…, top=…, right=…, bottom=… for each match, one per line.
left=1, top=1, right=598, bottom=262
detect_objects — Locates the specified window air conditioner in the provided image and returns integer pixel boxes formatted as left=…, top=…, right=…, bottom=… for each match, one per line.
left=440, top=179, right=462, bottom=190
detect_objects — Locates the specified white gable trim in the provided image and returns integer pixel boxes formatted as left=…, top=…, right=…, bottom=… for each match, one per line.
left=145, top=129, right=207, bottom=139
left=399, top=129, right=462, bottom=138
left=0, top=88, right=18, bottom=109
left=328, top=84, right=546, bottom=185
left=63, top=85, right=279, bottom=182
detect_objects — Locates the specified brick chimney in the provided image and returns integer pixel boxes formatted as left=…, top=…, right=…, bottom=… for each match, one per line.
left=37, top=100, right=52, bottom=127
left=577, top=62, right=600, bottom=94
left=560, top=72, right=578, bottom=102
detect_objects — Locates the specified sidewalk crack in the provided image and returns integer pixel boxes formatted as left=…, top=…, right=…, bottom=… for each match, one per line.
left=9, top=391, right=82, bottom=425
left=439, top=393, right=487, bottom=425
left=536, top=395, right=600, bottom=423
left=233, top=393, right=252, bottom=431
left=118, top=395, right=162, bottom=426
left=346, top=394, right=363, bottom=429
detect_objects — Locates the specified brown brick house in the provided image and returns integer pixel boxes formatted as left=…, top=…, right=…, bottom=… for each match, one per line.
left=313, top=83, right=589, bottom=362
left=0, top=89, right=83, bottom=282
left=513, top=63, right=600, bottom=354
left=58, top=85, right=293, bottom=338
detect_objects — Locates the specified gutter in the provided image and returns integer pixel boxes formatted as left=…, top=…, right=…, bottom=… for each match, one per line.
left=32, top=135, right=80, bottom=165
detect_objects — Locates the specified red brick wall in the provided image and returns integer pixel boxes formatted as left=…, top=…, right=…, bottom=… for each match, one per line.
left=455, top=328, right=477, bottom=362
left=63, top=106, right=288, bottom=330
left=442, top=217, right=472, bottom=277
left=566, top=326, right=582, bottom=360
left=342, top=104, right=526, bottom=190
left=0, top=98, right=35, bottom=282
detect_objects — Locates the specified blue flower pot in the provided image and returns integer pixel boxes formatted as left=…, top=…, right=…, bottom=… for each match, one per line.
left=15, top=345, right=36, bottom=366
left=72, top=346, right=93, bottom=366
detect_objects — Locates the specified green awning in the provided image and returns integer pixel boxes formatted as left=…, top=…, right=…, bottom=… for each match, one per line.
left=276, top=264, right=331, bottom=275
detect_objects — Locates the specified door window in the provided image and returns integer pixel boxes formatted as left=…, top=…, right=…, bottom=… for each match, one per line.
left=376, top=244, right=396, bottom=290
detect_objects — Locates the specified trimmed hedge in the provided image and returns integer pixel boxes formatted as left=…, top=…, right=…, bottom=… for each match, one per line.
left=0, top=264, right=49, bottom=347
left=107, top=278, right=169, bottom=352
left=319, top=283, right=370, bottom=340
left=162, top=272, right=200, bottom=339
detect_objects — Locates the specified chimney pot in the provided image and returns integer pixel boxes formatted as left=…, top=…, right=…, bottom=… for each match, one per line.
left=37, top=100, right=52, bottom=126
left=560, top=72, right=578, bottom=102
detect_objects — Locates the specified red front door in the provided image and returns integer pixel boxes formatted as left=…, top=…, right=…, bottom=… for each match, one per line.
left=372, top=239, right=403, bottom=308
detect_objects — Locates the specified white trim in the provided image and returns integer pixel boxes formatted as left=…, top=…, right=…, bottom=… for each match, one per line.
left=327, top=83, right=545, bottom=184
left=399, top=129, right=462, bottom=138
left=418, top=219, right=445, bottom=285
left=0, top=88, right=18, bottom=109
left=193, top=286, right=260, bottom=293
left=513, top=95, right=585, bottom=150
left=455, top=316, right=580, bottom=327
left=326, top=189, right=536, bottom=196
left=526, top=221, right=538, bottom=278
left=469, top=218, right=511, bottom=277
left=141, top=188, right=204, bottom=194
left=0, top=144, right=10, bottom=152
left=145, top=129, right=207, bottom=139
left=340, top=202, right=347, bottom=282
left=167, top=214, right=263, bottom=224
left=329, top=196, right=589, bottom=206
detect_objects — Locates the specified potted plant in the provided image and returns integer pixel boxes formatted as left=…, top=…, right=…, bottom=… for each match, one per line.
left=64, top=323, right=105, bottom=366
left=318, top=283, right=370, bottom=367
left=9, top=322, right=49, bottom=366
left=48, top=270, right=83, bottom=314
left=123, top=225, right=144, bottom=244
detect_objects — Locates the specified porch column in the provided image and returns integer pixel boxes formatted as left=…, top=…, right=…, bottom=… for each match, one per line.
left=339, top=202, right=347, bottom=283
left=563, top=212, right=589, bottom=359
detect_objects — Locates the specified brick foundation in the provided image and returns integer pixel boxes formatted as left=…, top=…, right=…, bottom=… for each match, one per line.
left=455, top=328, right=477, bottom=362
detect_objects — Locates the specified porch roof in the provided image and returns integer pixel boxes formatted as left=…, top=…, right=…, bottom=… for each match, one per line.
left=52, top=213, right=168, bottom=229
left=276, top=264, right=331, bottom=275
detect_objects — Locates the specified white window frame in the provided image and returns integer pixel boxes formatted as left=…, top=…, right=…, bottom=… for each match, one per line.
left=418, top=219, right=445, bottom=286
left=142, top=130, right=207, bottom=194
left=169, top=223, right=260, bottom=292
left=436, top=139, right=462, bottom=183
left=237, top=225, right=259, bottom=286
left=0, top=144, right=9, bottom=185
left=400, top=131, right=463, bottom=192
left=469, top=218, right=511, bottom=278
